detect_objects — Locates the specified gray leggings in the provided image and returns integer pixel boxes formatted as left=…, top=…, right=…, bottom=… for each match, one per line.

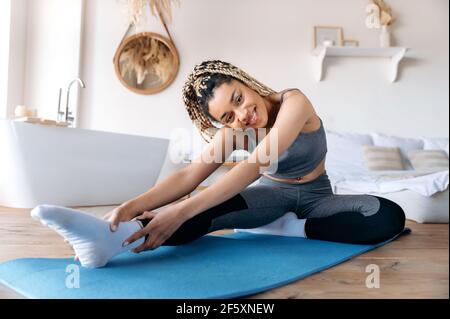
left=146, top=171, right=406, bottom=245
left=209, top=172, right=382, bottom=231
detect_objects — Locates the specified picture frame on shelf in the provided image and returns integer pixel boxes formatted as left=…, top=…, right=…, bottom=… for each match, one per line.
left=313, top=26, right=343, bottom=48
left=343, top=39, right=359, bottom=47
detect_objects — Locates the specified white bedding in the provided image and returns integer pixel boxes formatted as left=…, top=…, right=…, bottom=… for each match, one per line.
left=324, top=130, right=449, bottom=197
left=327, top=169, right=449, bottom=197
left=319, top=130, right=449, bottom=222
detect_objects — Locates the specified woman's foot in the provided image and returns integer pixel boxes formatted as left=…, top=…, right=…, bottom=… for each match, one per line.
left=234, top=212, right=307, bottom=238
left=31, top=205, right=145, bottom=268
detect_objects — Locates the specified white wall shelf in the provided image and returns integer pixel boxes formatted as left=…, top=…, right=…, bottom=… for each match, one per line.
left=312, top=46, right=408, bottom=83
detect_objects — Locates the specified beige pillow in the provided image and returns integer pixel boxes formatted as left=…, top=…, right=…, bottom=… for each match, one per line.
left=408, top=150, right=449, bottom=171
left=362, top=145, right=406, bottom=171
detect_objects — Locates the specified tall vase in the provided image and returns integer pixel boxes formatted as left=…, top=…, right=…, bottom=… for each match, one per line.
left=379, top=25, right=391, bottom=48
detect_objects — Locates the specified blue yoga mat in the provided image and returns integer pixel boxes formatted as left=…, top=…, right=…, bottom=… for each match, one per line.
left=0, top=229, right=410, bottom=299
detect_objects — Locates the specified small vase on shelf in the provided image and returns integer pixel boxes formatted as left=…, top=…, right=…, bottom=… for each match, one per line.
left=379, top=25, right=391, bottom=48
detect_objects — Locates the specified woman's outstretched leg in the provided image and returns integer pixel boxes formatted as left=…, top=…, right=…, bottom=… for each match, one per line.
left=31, top=205, right=145, bottom=268
left=141, top=185, right=297, bottom=246
left=150, top=184, right=297, bottom=246
left=32, top=184, right=296, bottom=268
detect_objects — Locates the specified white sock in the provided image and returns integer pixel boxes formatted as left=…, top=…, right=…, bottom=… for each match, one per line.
left=31, top=204, right=145, bottom=268
left=234, top=212, right=307, bottom=238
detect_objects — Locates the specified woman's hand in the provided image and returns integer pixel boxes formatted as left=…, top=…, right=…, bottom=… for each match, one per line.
left=123, top=205, right=186, bottom=253
left=103, top=204, right=139, bottom=232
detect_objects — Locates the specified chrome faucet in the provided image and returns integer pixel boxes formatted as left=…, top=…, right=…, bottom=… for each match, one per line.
left=57, top=88, right=64, bottom=121
left=62, top=78, right=86, bottom=125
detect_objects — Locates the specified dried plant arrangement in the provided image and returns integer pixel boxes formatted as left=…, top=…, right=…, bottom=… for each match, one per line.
left=372, top=0, right=394, bottom=26
left=116, top=0, right=180, bottom=92
left=125, top=0, right=181, bottom=25
left=119, top=36, right=174, bottom=85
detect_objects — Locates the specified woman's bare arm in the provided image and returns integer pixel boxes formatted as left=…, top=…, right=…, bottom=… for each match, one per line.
left=118, top=127, right=236, bottom=216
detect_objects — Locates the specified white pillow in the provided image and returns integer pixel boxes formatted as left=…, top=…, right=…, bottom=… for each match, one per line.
left=421, top=137, right=449, bottom=156
left=408, top=149, right=449, bottom=172
left=325, top=130, right=373, bottom=173
left=371, top=132, right=424, bottom=169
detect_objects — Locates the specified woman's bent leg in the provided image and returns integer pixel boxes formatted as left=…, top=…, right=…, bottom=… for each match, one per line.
left=304, top=194, right=406, bottom=244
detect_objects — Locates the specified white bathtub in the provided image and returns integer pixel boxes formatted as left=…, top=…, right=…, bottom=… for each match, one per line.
left=0, top=120, right=169, bottom=208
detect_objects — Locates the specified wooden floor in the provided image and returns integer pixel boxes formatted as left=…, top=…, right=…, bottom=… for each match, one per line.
left=0, top=205, right=448, bottom=299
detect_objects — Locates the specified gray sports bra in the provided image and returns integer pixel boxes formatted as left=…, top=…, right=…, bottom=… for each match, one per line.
left=247, top=90, right=328, bottom=179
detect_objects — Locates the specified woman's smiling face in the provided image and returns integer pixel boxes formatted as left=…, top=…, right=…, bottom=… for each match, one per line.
left=207, top=80, right=272, bottom=129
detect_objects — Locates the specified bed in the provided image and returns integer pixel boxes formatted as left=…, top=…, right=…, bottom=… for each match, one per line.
left=333, top=176, right=449, bottom=224
left=325, top=130, right=449, bottom=223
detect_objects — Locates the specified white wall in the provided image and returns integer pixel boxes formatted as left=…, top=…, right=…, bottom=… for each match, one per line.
left=0, top=0, right=11, bottom=118
left=10, top=0, right=449, bottom=140
left=2, top=0, right=84, bottom=121
left=3, top=0, right=28, bottom=119
left=79, top=0, right=449, bottom=141
left=23, top=0, right=84, bottom=122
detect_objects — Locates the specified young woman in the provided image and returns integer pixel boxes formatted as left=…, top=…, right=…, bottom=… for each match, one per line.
left=32, top=60, right=406, bottom=268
